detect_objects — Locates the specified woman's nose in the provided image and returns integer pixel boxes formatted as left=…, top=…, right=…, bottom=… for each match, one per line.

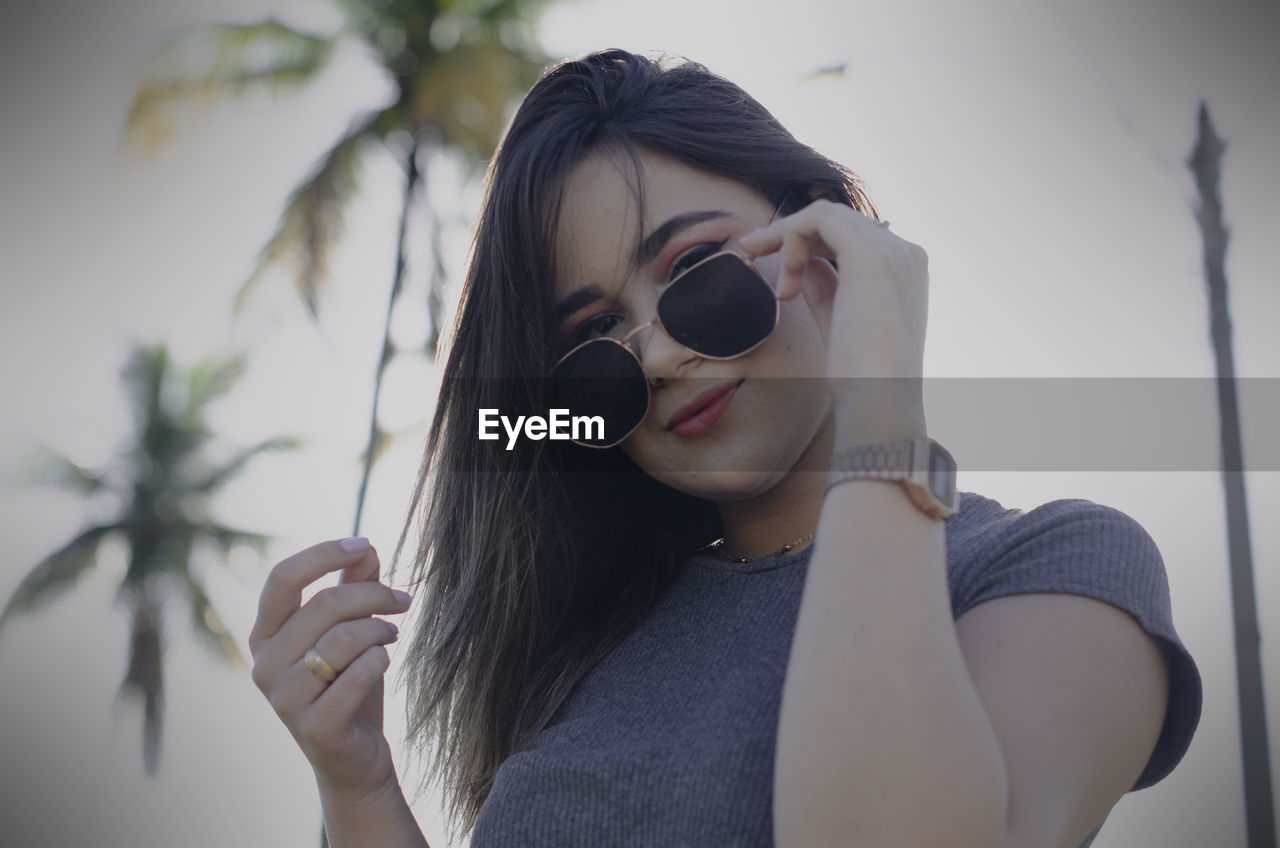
left=635, top=317, right=701, bottom=384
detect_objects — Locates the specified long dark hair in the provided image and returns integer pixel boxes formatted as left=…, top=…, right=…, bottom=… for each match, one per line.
left=393, top=48, right=875, bottom=836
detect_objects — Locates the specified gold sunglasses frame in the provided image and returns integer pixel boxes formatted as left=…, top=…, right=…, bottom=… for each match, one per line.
left=547, top=246, right=781, bottom=449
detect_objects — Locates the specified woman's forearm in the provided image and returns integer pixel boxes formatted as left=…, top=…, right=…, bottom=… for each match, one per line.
left=317, top=775, right=431, bottom=848
left=773, top=473, right=1010, bottom=847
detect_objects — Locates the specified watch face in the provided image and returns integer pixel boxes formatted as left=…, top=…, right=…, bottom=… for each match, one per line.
left=929, top=441, right=957, bottom=505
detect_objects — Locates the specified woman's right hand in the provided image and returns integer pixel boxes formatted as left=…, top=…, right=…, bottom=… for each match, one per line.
left=248, top=537, right=412, bottom=801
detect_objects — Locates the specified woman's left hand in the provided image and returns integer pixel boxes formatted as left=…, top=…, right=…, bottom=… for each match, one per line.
left=737, top=200, right=930, bottom=441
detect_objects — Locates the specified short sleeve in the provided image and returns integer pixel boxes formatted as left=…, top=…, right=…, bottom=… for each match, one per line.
left=945, top=493, right=1203, bottom=791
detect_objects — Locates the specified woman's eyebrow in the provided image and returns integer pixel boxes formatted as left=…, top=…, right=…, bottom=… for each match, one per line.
left=553, top=284, right=605, bottom=323
left=634, top=209, right=731, bottom=266
left=553, top=209, right=732, bottom=324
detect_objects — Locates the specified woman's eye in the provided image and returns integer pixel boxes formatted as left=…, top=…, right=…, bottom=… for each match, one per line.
left=666, top=240, right=727, bottom=281
left=571, top=312, right=625, bottom=345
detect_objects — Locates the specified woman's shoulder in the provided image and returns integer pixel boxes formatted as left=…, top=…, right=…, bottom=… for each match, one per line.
left=947, top=490, right=1158, bottom=549
left=944, top=489, right=1203, bottom=792
left=947, top=490, right=1162, bottom=575
left=944, top=490, right=1172, bottom=631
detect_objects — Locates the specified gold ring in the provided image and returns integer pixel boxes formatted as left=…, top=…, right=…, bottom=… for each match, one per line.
left=304, top=648, right=337, bottom=684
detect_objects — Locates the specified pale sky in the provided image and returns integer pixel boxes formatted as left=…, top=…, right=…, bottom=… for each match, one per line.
left=1, top=0, right=1277, bottom=846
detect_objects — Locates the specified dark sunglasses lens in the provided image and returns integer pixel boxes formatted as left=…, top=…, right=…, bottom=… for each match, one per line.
left=547, top=341, right=648, bottom=446
left=658, top=253, right=776, bottom=358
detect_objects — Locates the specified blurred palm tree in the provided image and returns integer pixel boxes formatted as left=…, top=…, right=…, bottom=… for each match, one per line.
left=0, top=343, right=299, bottom=774
left=126, top=0, right=552, bottom=534
left=1189, top=102, right=1275, bottom=848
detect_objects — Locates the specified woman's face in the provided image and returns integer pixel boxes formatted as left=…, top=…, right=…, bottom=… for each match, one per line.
left=551, top=146, right=835, bottom=502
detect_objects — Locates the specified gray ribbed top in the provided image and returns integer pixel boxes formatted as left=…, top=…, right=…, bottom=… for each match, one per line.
left=469, top=491, right=1202, bottom=847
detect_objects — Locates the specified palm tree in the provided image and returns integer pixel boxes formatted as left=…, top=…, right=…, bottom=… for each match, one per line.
left=1188, top=102, right=1275, bottom=848
left=126, top=0, right=553, bottom=535
left=0, top=343, right=299, bottom=774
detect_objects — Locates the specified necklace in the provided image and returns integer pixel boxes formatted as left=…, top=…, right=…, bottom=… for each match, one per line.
left=709, top=529, right=817, bottom=564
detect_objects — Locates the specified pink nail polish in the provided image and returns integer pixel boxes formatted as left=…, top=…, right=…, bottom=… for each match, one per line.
left=392, top=589, right=412, bottom=605
left=340, top=536, right=370, bottom=553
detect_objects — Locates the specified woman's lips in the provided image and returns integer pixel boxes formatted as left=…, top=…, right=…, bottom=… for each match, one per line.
left=666, top=380, right=743, bottom=437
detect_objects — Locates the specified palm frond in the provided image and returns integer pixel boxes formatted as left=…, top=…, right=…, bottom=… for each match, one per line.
left=120, top=344, right=213, bottom=481
left=359, top=424, right=395, bottom=467
left=193, top=523, right=271, bottom=558
left=24, top=446, right=110, bottom=495
left=127, top=18, right=336, bottom=154
left=173, top=353, right=249, bottom=450
left=187, top=436, right=303, bottom=494
left=235, top=112, right=380, bottom=318
left=407, top=33, right=546, bottom=162
left=185, top=353, right=248, bottom=410
left=0, top=524, right=121, bottom=632
left=358, top=419, right=429, bottom=474
left=181, top=569, right=246, bottom=669
left=425, top=209, right=447, bottom=358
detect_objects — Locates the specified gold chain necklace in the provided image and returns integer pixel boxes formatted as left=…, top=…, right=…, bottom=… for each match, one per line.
left=709, top=529, right=817, bottom=564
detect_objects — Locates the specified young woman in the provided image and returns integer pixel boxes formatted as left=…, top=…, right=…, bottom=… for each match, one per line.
left=248, top=49, right=1202, bottom=847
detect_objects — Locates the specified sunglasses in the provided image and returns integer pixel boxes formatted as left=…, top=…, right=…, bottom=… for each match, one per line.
left=547, top=245, right=779, bottom=448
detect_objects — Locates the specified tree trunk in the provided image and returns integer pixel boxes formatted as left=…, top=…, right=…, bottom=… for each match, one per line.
left=1188, top=101, right=1275, bottom=848
left=322, top=132, right=423, bottom=848
left=351, top=133, right=422, bottom=538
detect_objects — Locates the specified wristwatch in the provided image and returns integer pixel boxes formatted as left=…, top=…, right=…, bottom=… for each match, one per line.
left=826, top=436, right=959, bottom=519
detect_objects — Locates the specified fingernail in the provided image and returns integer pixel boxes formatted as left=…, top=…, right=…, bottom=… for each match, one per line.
left=392, top=589, right=412, bottom=605
left=340, top=536, right=370, bottom=553
left=389, top=622, right=399, bottom=637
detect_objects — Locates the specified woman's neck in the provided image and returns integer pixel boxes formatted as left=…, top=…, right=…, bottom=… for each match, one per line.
left=713, top=407, right=835, bottom=560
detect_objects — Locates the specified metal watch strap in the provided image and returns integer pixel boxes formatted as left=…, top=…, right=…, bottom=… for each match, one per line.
left=826, top=436, right=958, bottom=519
left=825, top=439, right=916, bottom=485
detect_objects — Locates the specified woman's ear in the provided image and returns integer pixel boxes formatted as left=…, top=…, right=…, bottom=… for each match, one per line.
left=806, top=184, right=841, bottom=204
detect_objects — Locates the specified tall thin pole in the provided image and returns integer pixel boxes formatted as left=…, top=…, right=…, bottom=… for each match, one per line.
left=352, top=133, right=422, bottom=538
left=1188, top=101, right=1275, bottom=848
left=323, top=135, right=422, bottom=848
